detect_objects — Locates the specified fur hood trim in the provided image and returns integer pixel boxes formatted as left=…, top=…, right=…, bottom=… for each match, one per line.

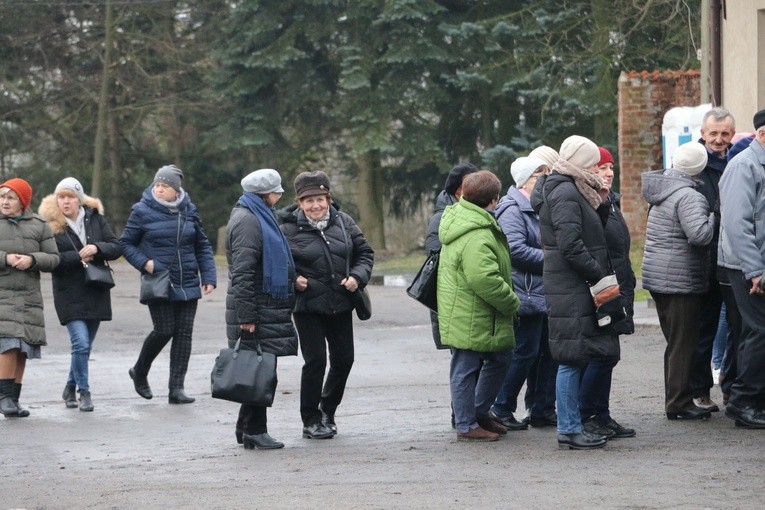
left=38, top=194, right=105, bottom=234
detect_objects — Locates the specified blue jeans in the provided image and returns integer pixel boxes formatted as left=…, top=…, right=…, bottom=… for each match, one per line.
left=712, top=302, right=728, bottom=370
left=556, top=364, right=583, bottom=434
left=492, top=314, right=544, bottom=417
left=579, top=359, right=618, bottom=421
left=450, top=348, right=512, bottom=434
left=66, top=320, right=100, bottom=393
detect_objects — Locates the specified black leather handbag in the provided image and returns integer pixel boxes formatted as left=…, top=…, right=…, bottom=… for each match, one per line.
left=83, top=262, right=115, bottom=289
left=139, top=270, right=171, bottom=304
left=210, top=336, right=277, bottom=406
left=406, top=250, right=439, bottom=312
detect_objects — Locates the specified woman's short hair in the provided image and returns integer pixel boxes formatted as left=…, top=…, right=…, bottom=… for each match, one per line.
left=461, top=170, right=500, bottom=208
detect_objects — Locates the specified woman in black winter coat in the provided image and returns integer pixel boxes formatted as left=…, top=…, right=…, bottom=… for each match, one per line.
left=577, top=148, right=636, bottom=440
left=39, top=178, right=122, bottom=412
left=280, top=171, right=374, bottom=439
left=120, top=165, right=217, bottom=405
left=225, top=169, right=297, bottom=450
left=530, top=135, right=619, bottom=450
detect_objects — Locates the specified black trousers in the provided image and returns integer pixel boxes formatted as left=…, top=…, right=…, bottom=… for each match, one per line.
left=134, top=300, right=197, bottom=389
left=294, top=311, right=354, bottom=426
left=727, top=270, right=765, bottom=409
left=237, top=404, right=267, bottom=435
left=719, top=282, right=742, bottom=397
left=691, top=279, right=723, bottom=398
left=651, top=292, right=702, bottom=412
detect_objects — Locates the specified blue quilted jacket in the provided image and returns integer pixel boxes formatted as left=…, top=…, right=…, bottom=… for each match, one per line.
left=120, top=186, right=217, bottom=301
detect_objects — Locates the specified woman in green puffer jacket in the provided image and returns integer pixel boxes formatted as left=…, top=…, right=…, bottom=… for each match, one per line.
left=437, top=170, right=520, bottom=442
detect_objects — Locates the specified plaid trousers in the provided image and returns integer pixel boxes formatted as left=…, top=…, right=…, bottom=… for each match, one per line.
left=134, top=299, right=198, bottom=390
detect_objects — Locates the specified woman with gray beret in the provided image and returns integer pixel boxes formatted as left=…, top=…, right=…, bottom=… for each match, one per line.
left=225, top=168, right=298, bottom=450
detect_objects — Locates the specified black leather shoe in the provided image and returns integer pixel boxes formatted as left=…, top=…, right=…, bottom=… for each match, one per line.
left=725, top=403, right=765, bottom=429
left=526, top=412, right=558, bottom=428
left=488, top=409, right=527, bottom=431
left=598, top=417, right=636, bottom=438
left=557, top=431, right=607, bottom=450
left=582, top=417, right=616, bottom=439
left=666, top=406, right=711, bottom=421
left=302, top=422, right=334, bottom=439
left=128, top=368, right=152, bottom=400
left=242, top=433, right=284, bottom=450
left=322, top=411, right=337, bottom=435
left=168, top=388, right=195, bottom=404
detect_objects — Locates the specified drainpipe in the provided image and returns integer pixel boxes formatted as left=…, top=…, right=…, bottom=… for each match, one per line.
left=710, top=0, right=722, bottom=106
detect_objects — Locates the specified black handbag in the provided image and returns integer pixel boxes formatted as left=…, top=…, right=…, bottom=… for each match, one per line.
left=210, top=335, right=278, bottom=406
left=338, top=214, right=372, bottom=321
left=353, top=287, right=372, bottom=321
left=406, top=250, right=439, bottom=312
left=83, top=262, right=115, bottom=289
left=65, top=233, right=115, bottom=289
left=139, top=270, right=171, bottom=304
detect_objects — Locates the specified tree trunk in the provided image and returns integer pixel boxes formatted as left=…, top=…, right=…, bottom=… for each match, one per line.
left=106, top=108, right=124, bottom=232
left=355, top=151, right=386, bottom=252
left=92, top=0, right=114, bottom=197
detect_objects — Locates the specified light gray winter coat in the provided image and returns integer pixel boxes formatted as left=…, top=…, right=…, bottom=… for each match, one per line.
left=0, top=208, right=59, bottom=345
left=641, top=169, right=714, bottom=294
left=718, top=137, right=765, bottom=279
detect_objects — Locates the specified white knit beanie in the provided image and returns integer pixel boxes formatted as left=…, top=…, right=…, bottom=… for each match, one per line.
left=672, top=143, right=708, bottom=176
left=55, top=177, right=86, bottom=202
left=529, top=145, right=559, bottom=169
left=511, top=157, right=548, bottom=188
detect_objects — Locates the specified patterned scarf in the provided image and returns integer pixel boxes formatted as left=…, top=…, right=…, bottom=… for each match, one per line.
left=553, top=159, right=604, bottom=209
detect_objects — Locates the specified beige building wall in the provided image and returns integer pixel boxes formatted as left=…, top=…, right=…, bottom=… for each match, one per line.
left=721, top=0, right=765, bottom=131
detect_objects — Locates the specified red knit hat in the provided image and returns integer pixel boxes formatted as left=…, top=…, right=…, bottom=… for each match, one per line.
left=597, top=147, right=614, bottom=167
left=0, top=178, right=33, bottom=210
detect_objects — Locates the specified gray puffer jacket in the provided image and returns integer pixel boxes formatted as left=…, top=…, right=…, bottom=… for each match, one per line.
left=641, top=169, right=715, bottom=294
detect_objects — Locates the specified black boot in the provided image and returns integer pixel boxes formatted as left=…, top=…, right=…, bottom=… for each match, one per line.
left=11, top=383, right=30, bottom=417
left=62, top=385, right=78, bottom=408
left=128, top=368, right=153, bottom=399
left=0, top=378, right=20, bottom=417
left=168, top=388, right=195, bottom=404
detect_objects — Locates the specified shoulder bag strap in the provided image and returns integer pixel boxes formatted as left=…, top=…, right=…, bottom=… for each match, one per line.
left=336, top=213, right=352, bottom=278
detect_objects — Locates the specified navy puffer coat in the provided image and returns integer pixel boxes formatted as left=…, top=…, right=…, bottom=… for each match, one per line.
left=120, top=186, right=217, bottom=301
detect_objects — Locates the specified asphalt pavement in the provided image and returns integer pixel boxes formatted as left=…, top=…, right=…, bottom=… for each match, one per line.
left=1, top=260, right=762, bottom=510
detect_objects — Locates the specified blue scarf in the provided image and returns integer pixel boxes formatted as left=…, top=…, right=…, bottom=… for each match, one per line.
left=237, top=193, right=294, bottom=300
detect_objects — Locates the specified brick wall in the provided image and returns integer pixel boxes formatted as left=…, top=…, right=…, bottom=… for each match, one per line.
left=617, top=70, right=701, bottom=241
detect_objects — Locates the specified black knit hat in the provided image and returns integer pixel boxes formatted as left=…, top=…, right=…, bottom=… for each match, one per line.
left=754, top=108, right=765, bottom=131
left=444, top=163, right=478, bottom=196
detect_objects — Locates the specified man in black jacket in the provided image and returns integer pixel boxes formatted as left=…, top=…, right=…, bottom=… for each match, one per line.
left=691, top=107, right=736, bottom=412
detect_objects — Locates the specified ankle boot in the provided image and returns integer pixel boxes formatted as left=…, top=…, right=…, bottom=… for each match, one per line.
left=0, top=379, right=20, bottom=417
left=11, top=383, right=30, bottom=417
left=62, top=385, right=78, bottom=408
left=79, top=391, right=94, bottom=412
left=128, top=368, right=153, bottom=399
left=168, top=388, right=195, bottom=404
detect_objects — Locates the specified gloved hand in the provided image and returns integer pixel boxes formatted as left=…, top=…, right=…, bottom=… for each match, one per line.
left=590, top=275, right=626, bottom=328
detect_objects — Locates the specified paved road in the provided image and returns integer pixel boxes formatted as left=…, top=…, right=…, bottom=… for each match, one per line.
left=1, top=260, right=762, bottom=509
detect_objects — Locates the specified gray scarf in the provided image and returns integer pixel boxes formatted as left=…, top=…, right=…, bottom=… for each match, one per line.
left=306, top=210, right=331, bottom=231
